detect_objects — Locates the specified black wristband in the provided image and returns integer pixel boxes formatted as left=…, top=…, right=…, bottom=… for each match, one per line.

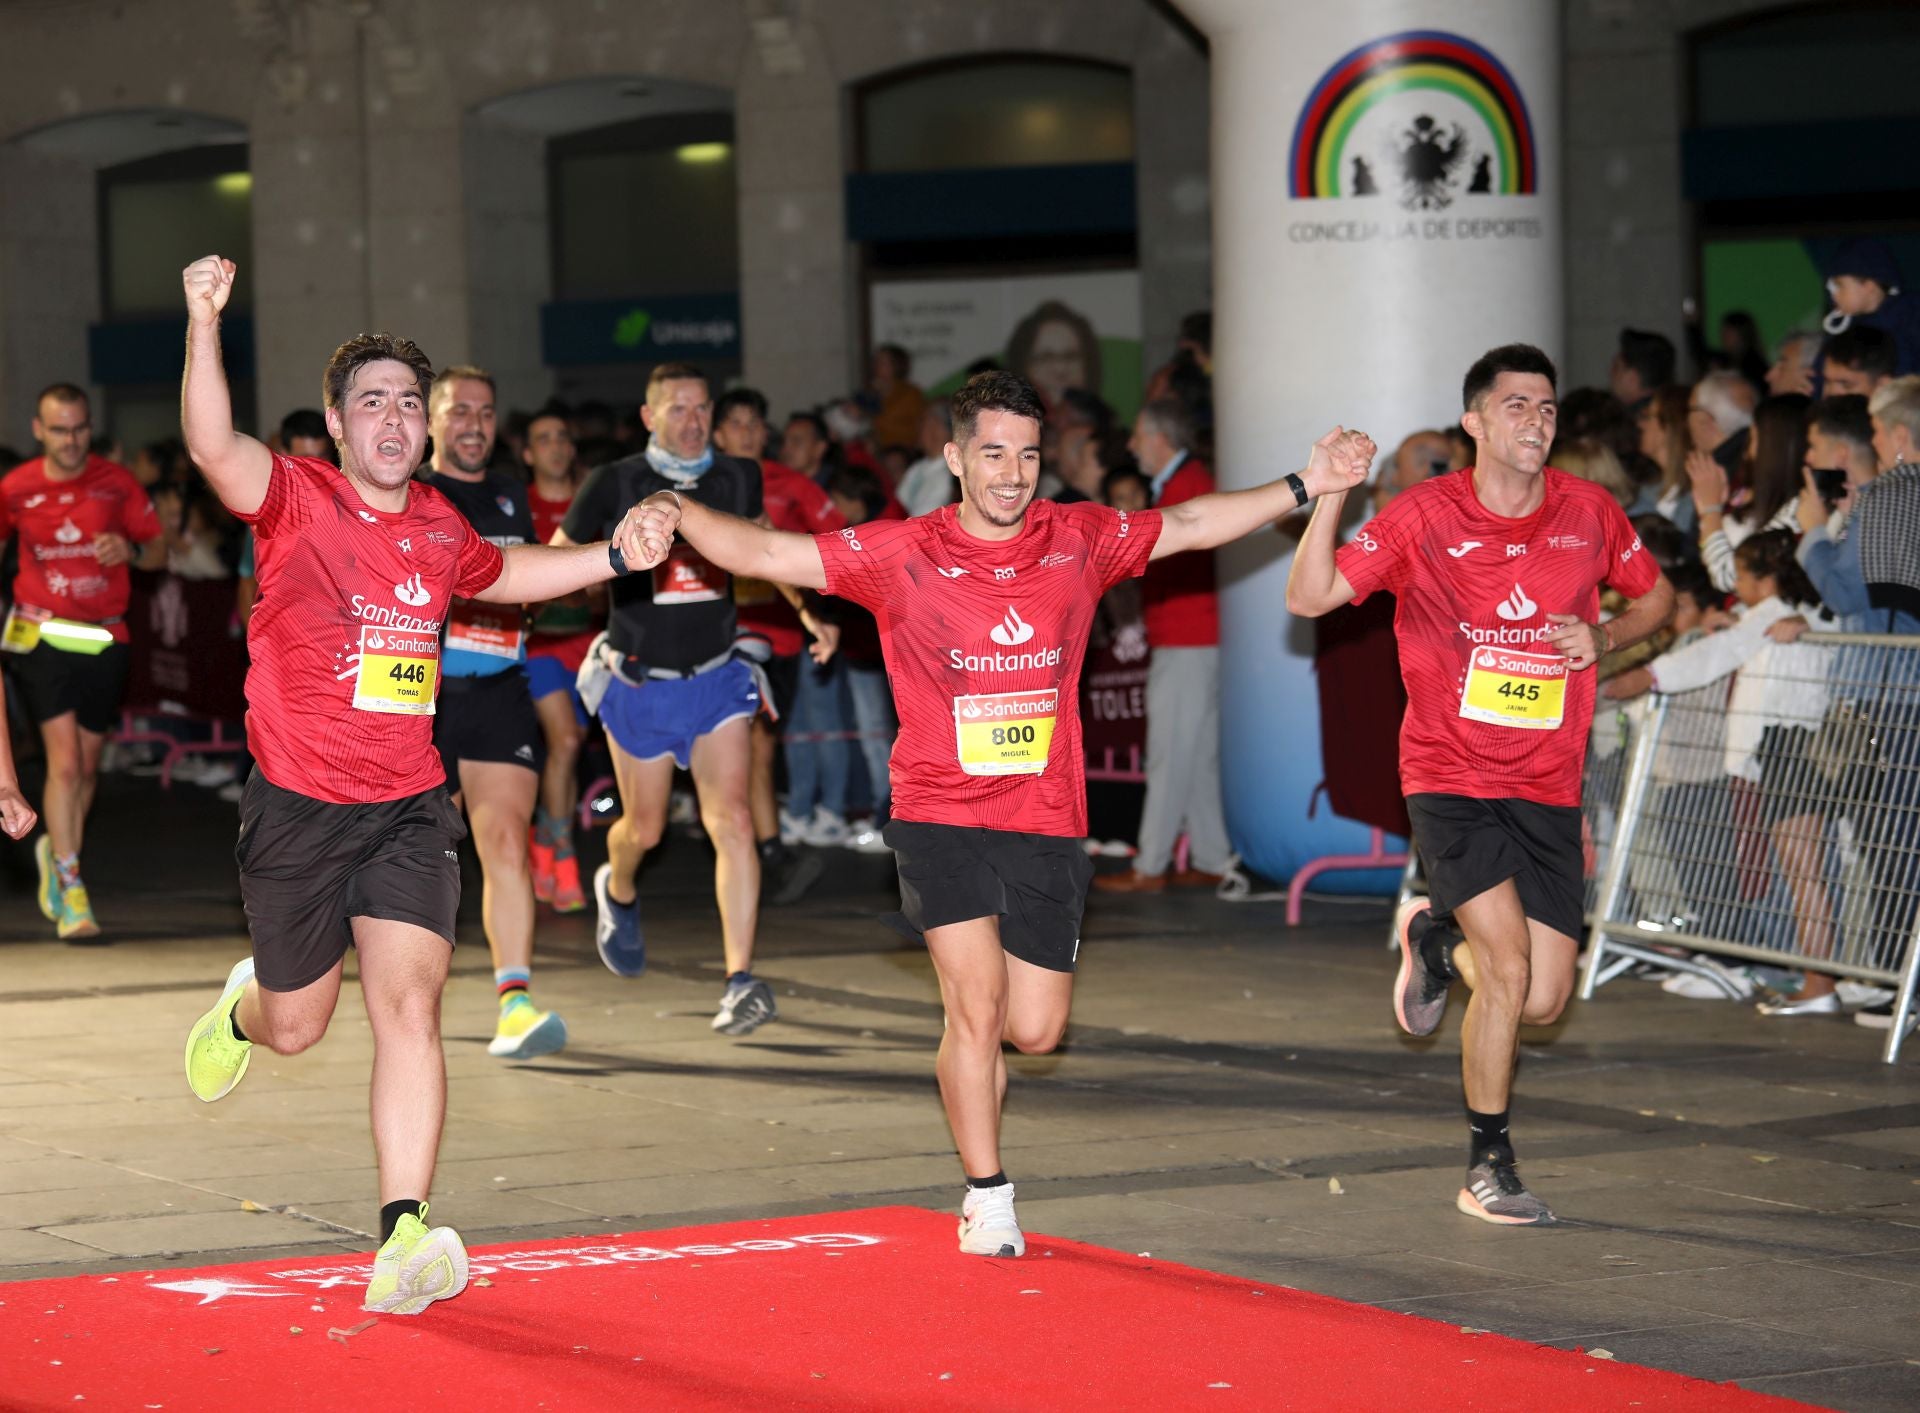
left=1286, top=472, right=1309, bottom=507
left=608, top=540, right=631, bottom=577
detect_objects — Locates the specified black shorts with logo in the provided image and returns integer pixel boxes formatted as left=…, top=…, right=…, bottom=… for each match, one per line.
left=7, top=640, right=130, bottom=734
left=433, top=668, right=545, bottom=785
left=1407, top=792, right=1585, bottom=943
left=237, top=772, right=465, bottom=992
left=882, top=819, right=1096, bottom=973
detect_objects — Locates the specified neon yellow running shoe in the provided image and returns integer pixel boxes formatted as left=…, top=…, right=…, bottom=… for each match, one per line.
left=487, top=995, right=567, bottom=1060
left=33, top=836, right=59, bottom=922
left=363, top=1207, right=468, bottom=1315
left=56, top=882, right=101, bottom=941
left=184, top=957, right=255, bottom=1102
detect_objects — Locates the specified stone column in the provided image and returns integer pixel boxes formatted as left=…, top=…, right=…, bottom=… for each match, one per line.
left=0, top=145, right=96, bottom=444
left=1175, top=0, right=1562, bottom=886
left=732, top=11, right=851, bottom=415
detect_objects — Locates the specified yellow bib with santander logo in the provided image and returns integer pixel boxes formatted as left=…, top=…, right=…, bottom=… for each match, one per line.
left=953, top=689, right=1058, bottom=775
left=1458, top=646, right=1567, bottom=730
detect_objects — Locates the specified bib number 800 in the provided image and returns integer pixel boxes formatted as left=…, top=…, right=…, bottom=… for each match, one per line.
left=389, top=662, right=430, bottom=685
left=990, top=724, right=1037, bottom=746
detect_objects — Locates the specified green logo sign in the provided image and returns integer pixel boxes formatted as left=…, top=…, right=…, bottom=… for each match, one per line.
left=613, top=308, right=652, bottom=349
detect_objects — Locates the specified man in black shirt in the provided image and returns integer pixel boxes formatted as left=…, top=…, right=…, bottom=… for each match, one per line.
left=422, top=366, right=566, bottom=1062
left=557, top=363, right=776, bottom=1036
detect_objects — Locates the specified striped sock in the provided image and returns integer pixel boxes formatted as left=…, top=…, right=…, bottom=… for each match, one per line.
left=496, top=967, right=531, bottom=1009
left=54, top=852, right=81, bottom=888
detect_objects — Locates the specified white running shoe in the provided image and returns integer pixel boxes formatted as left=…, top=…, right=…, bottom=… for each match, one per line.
left=1836, top=980, right=1895, bottom=1008
left=958, top=1182, right=1024, bottom=1257
left=1659, top=956, right=1756, bottom=1000
left=779, top=810, right=808, bottom=847
left=802, top=807, right=849, bottom=847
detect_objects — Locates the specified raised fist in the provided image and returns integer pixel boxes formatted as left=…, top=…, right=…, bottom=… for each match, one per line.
left=183, top=255, right=237, bottom=325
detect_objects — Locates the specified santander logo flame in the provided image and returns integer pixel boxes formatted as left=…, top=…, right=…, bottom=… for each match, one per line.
left=990, top=606, right=1035, bottom=647
left=1495, top=583, right=1537, bottom=622
left=393, top=573, right=432, bottom=607
left=53, top=517, right=82, bottom=545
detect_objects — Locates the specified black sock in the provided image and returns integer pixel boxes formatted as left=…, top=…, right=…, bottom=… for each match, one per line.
left=380, top=1198, right=425, bottom=1244
left=1418, top=913, right=1462, bottom=981
left=228, top=1011, right=249, bottom=1044
left=757, top=837, right=788, bottom=865
left=1467, top=1108, right=1513, bottom=1167
left=966, top=1171, right=1009, bottom=1189
left=727, top=970, right=753, bottom=987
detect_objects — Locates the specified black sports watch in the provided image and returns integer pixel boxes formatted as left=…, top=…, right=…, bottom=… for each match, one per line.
left=1286, top=472, right=1309, bottom=507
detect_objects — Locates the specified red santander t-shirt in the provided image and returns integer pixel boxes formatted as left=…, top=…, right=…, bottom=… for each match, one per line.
left=0, top=455, right=161, bottom=642
left=738, top=459, right=846, bottom=657
left=1334, top=467, right=1660, bottom=809
left=1141, top=459, right=1219, bottom=647
left=240, top=455, right=504, bottom=804
left=817, top=499, right=1161, bottom=837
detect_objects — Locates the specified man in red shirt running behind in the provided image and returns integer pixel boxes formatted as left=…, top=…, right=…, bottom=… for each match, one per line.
left=177, top=254, right=653, bottom=1315
left=1289, top=343, right=1674, bottom=1226
left=631, top=371, right=1376, bottom=1257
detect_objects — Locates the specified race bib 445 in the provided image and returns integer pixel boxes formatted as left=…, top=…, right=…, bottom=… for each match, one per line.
left=1458, top=646, right=1567, bottom=730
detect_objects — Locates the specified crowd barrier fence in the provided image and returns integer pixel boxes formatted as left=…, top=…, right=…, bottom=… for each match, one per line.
left=1580, top=632, right=1920, bottom=1063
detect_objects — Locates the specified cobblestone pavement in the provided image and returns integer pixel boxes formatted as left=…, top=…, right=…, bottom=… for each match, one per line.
left=2, top=779, right=1917, bottom=1409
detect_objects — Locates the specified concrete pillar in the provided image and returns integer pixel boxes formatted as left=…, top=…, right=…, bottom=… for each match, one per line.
left=0, top=144, right=96, bottom=446
left=1176, top=0, right=1562, bottom=885
left=463, top=114, right=550, bottom=415
left=1132, top=16, right=1212, bottom=376
left=732, top=12, right=851, bottom=416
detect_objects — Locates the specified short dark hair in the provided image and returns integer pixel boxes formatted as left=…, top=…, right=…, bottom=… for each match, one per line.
left=646, top=363, right=709, bottom=405
left=322, top=333, right=434, bottom=412
left=430, top=364, right=495, bottom=417
left=1809, top=393, right=1874, bottom=452
left=1101, top=464, right=1151, bottom=502
left=1616, top=328, right=1677, bottom=391
left=1667, top=559, right=1715, bottom=610
left=1823, top=324, right=1897, bottom=380
left=278, top=408, right=328, bottom=444
left=874, top=343, right=911, bottom=378
left=1736, top=528, right=1821, bottom=609
left=784, top=410, right=830, bottom=445
left=36, top=382, right=88, bottom=413
left=1178, top=310, right=1212, bottom=354
left=524, top=405, right=571, bottom=437
left=950, top=370, right=1047, bottom=446
left=1463, top=343, right=1558, bottom=412
left=714, top=387, right=769, bottom=425
left=1056, top=386, right=1115, bottom=434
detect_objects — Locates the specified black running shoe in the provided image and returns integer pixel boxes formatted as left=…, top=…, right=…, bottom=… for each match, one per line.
left=712, top=977, right=777, bottom=1036
left=1393, top=898, right=1451, bottom=1037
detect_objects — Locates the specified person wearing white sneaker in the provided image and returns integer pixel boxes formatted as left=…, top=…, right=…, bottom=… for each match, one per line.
left=630, top=371, right=1377, bottom=1255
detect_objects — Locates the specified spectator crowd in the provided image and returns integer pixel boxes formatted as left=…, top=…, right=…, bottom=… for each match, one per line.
left=3, top=239, right=1918, bottom=1034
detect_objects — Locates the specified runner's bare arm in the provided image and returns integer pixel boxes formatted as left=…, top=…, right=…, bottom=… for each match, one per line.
left=1544, top=576, right=1675, bottom=672
left=476, top=522, right=658, bottom=604
left=634, top=492, right=829, bottom=592
left=180, top=255, right=272, bottom=517
left=1153, top=427, right=1375, bottom=563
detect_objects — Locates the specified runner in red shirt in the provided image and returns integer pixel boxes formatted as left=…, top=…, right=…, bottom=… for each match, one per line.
left=632, top=371, right=1376, bottom=1257
left=711, top=387, right=844, bottom=905
left=523, top=406, right=599, bottom=913
left=175, top=253, right=655, bottom=1317
left=0, top=382, right=163, bottom=940
left=1289, top=343, right=1674, bottom=1226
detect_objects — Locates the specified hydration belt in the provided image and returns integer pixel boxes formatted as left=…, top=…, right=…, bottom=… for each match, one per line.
left=575, top=633, right=778, bottom=721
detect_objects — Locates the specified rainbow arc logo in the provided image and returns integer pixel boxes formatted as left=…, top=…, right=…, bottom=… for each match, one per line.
left=1289, top=30, right=1536, bottom=201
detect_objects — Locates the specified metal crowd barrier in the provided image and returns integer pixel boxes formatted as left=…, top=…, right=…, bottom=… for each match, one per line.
left=1581, top=632, right=1920, bottom=1063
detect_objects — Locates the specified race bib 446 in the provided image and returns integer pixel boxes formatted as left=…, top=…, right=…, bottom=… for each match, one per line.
left=352, top=625, right=440, bottom=714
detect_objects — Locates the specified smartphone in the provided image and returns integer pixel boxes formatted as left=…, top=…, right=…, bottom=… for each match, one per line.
left=1813, top=468, right=1848, bottom=506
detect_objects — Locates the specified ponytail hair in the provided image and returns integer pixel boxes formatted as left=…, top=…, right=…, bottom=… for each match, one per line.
left=1735, top=529, right=1821, bottom=611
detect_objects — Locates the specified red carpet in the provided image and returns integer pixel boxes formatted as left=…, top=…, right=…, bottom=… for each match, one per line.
left=2, top=1206, right=1813, bottom=1411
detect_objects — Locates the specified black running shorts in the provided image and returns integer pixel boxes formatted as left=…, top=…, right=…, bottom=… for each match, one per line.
left=433, top=668, right=545, bottom=785
left=7, top=640, right=130, bottom=734
left=237, top=772, right=465, bottom=992
left=1406, top=792, right=1585, bottom=943
left=882, top=819, right=1096, bottom=973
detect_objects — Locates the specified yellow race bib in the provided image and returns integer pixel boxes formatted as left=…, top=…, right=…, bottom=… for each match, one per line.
left=954, top=689, right=1058, bottom=776
left=352, top=625, right=440, bottom=715
left=1458, top=646, right=1567, bottom=730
